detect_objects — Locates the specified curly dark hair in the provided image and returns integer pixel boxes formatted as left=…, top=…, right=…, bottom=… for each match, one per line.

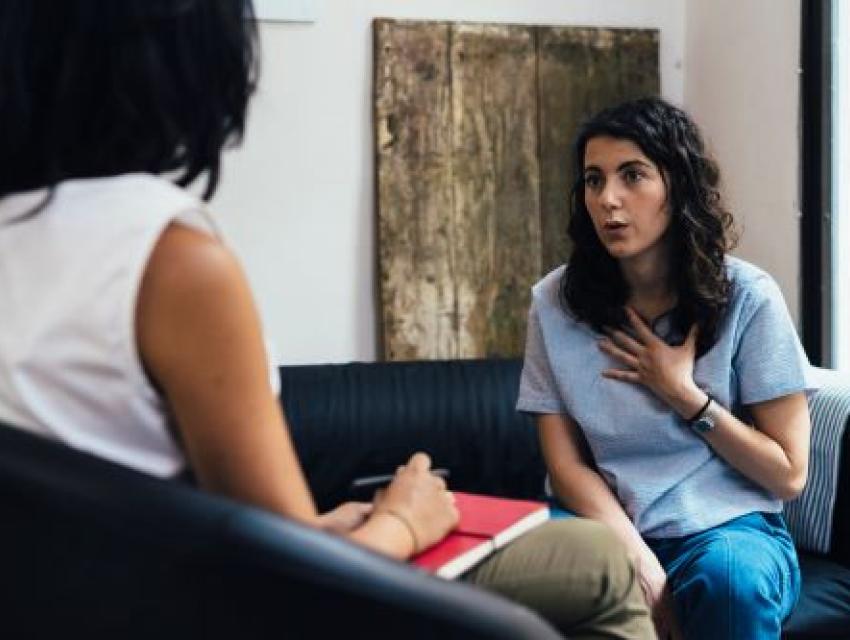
left=0, top=0, right=258, bottom=202
left=562, top=97, right=737, bottom=356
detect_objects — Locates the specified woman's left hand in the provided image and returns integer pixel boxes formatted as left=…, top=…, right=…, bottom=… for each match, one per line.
left=599, top=307, right=704, bottom=415
left=318, top=502, right=373, bottom=535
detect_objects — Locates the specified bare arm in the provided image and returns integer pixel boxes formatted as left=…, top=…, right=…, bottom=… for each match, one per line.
left=137, top=223, right=317, bottom=522
left=137, top=224, right=456, bottom=558
left=683, top=391, right=810, bottom=501
left=538, top=413, right=647, bottom=558
left=601, top=307, right=811, bottom=500
left=539, top=412, right=679, bottom=638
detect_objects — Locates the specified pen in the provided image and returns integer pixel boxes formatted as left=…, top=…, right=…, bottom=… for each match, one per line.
left=350, top=467, right=450, bottom=490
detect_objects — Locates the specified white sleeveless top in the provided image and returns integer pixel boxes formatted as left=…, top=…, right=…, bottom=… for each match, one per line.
left=0, top=173, right=220, bottom=477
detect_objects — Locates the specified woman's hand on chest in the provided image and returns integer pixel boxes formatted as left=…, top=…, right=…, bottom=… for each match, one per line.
left=598, top=306, right=707, bottom=419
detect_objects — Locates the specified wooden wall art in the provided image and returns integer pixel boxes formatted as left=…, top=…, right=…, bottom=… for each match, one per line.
left=375, top=19, right=659, bottom=360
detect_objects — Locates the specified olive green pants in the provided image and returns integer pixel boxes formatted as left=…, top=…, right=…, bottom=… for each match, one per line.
left=464, top=518, right=656, bottom=640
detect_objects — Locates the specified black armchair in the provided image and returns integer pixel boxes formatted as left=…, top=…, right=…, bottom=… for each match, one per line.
left=0, top=422, right=561, bottom=639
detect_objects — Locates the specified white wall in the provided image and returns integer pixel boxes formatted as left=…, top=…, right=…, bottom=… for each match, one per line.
left=684, top=0, right=801, bottom=323
left=211, top=0, right=687, bottom=364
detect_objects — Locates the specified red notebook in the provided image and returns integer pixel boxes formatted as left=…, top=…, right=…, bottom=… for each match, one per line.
left=412, top=492, right=549, bottom=579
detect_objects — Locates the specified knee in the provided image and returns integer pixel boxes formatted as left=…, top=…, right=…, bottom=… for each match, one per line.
left=685, top=537, right=781, bottom=611
left=549, top=519, right=638, bottom=604
left=569, top=519, right=630, bottom=564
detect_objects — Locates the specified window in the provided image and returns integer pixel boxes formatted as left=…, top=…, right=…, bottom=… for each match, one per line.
left=834, top=1, right=850, bottom=371
left=801, top=0, right=846, bottom=370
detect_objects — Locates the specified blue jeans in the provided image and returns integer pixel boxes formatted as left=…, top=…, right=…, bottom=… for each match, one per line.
left=646, top=512, right=801, bottom=640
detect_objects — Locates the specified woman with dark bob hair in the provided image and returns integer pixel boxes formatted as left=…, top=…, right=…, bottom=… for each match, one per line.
left=518, top=96, right=817, bottom=639
left=0, top=1, right=656, bottom=637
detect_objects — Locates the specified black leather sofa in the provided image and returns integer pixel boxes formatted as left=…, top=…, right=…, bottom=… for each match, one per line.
left=280, top=358, right=850, bottom=639
left=2, top=358, right=848, bottom=638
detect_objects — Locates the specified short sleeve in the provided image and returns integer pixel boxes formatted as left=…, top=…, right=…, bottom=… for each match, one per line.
left=734, top=277, right=817, bottom=405
left=516, top=301, right=567, bottom=414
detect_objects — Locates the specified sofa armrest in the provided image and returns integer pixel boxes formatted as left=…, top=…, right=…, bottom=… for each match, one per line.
left=784, top=369, right=850, bottom=568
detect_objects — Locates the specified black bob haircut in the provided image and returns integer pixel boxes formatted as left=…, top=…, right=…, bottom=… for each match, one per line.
left=0, top=0, right=258, bottom=201
left=562, top=97, right=737, bottom=357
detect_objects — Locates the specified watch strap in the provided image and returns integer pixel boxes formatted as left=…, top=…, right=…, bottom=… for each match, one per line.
left=687, top=393, right=713, bottom=424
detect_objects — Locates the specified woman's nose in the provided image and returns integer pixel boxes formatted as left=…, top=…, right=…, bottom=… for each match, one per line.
left=599, top=181, right=622, bottom=209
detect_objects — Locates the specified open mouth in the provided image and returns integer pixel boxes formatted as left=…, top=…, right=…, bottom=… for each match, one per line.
left=603, top=220, right=628, bottom=230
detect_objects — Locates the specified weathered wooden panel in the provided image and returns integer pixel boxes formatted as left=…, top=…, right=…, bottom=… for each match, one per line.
left=449, top=24, right=540, bottom=358
left=375, top=19, right=540, bottom=360
left=374, top=19, right=455, bottom=360
left=538, top=28, right=660, bottom=274
left=375, top=20, right=659, bottom=360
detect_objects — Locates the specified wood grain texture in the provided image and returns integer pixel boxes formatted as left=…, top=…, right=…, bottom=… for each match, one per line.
left=375, top=20, right=659, bottom=360
left=375, top=19, right=455, bottom=360
left=449, top=24, right=540, bottom=359
left=538, top=27, right=660, bottom=274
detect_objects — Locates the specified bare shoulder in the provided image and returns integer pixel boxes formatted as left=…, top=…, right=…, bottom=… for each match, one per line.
left=140, top=223, right=245, bottom=303
left=136, top=222, right=262, bottom=385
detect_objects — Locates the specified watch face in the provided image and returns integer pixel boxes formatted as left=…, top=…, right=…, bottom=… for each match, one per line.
left=693, top=414, right=715, bottom=433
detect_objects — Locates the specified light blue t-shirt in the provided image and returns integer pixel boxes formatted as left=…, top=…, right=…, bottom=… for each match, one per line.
left=517, top=256, right=818, bottom=538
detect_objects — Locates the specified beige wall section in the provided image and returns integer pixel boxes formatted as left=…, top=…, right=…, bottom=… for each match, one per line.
left=209, top=0, right=687, bottom=364
left=684, top=0, right=801, bottom=324
left=211, top=1, right=804, bottom=365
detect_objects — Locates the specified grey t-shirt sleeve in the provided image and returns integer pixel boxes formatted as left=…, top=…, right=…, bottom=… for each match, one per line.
left=733, top=276, right=815, bottom=405
left=516, top=301, right=567, bottom=414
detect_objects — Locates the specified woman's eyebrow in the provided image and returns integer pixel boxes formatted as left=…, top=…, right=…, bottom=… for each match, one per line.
left=583, top=159, right=653, bottom=173
left=617, top=159, right=653, bottom=171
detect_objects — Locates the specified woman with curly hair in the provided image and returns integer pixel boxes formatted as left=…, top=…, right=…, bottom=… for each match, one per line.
left=518, top=96, right=816, bottom=639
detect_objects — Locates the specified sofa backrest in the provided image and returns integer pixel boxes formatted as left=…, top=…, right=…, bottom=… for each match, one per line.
left=0, top=422, right=562, bottom=639
left=281, top=359, right=850, bottom=569
left=280, top=358, right=545, bottom=511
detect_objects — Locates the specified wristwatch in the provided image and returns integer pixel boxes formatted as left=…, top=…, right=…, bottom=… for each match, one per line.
left=689, top=394, right=721, bottom=434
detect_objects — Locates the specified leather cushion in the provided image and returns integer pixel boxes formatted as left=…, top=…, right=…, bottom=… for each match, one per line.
left=783, top=554, right=850, bottom=638
left=279, top=359, right=545, bottom=511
